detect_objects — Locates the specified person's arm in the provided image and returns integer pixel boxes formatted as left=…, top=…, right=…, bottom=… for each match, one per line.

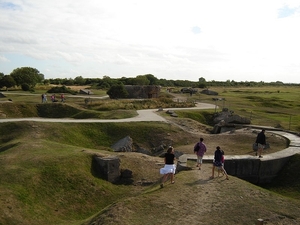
left=194, top=143, right=198, bottom=154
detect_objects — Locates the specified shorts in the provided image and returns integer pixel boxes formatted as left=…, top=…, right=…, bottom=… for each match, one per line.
left=197, top=155, right=203, bottom=164
left=257, top=143, right=264, bottom=149
left=213, top=161, right=222, bottom=167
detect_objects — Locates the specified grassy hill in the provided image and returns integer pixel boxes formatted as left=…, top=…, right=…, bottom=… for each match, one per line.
left=0, top=87, right=300, bottom=224
left=0, top=121, right=299, bottom=224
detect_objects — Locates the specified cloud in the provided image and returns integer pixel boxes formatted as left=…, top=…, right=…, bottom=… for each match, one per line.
left=278, top=5, right=298, bottom=18
left=0, top=1, right=20, bottom=10
left=0, top=55, right=9, bottom=62
left=0, top=0, right=300, bottom=83
left=191, top=26, right=201, bottom=34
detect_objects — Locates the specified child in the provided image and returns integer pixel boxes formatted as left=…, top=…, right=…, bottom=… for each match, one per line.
left=210, top=146, right=229, bottom=180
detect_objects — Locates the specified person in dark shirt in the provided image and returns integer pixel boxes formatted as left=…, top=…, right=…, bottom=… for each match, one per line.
left=210, top=146, right=229, bottom=180
left=159, top=146, right=176, bottom=188
left=256, top=129, right=266, bottom=158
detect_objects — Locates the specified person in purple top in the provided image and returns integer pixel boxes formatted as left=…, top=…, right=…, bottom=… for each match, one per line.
left=194, top=137, right=207, bottom=170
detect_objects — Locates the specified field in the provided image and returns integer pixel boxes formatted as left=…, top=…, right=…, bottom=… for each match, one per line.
left=170, top=86, right=300, bottom=132
left=0, top=85, right=300, bottom=224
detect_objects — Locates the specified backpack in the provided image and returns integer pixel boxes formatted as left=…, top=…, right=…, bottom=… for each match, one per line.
left=194, top=143, right=200, bottom=152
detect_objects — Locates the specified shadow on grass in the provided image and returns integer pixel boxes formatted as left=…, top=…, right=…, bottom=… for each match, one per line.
left=0, top=142, right=19, bottom=153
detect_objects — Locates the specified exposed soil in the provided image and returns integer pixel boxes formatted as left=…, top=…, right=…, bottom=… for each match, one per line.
left=165, top=117, right=287, bottom=156
left=88, top=117, right=298, bottom=225
left=90, top=155, right=300, bottom=225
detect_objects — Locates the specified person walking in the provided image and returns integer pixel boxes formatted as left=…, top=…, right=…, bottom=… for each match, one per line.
left=51, top=94, right=56, bottom=102
left=41, top=93, right=47, bottom=103
left=194, top=137, right=207, bottom=170
left=210, top=146, right=229, bottom=180
left=218, top=149, right=225, bottom=177
left=256, top=129, right=266, bottom=158
left=160, top=146, right=176, bottom=188
left=60, top=93, right=65, bottom=103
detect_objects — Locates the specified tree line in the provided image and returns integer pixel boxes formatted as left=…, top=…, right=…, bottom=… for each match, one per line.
left=0, top=67, right=299, bottom=91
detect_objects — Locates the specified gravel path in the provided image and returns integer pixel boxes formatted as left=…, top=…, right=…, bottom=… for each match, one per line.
left=0, top=102, right=215, bottom=123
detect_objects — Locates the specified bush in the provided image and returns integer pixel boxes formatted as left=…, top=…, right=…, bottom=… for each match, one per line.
left=21, top=83, right=30, bottom=91
left=107, top=84, right=128, bottom=99
left=47, top=85, right=76, bottom=94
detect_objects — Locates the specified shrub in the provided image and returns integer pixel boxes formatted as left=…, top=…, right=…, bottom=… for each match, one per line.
left=47, top=85, right=76, bottom=94
left=21, top=83, right=30, bottom=91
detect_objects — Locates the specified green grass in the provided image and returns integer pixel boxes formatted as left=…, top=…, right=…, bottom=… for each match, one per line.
left=0, top=121, right=299, bottom=224
left=0, top=140, right=130, bottom=224
left=192, top=86, right=300, bottom=132
left=3, top=86, right=300, bottom=132
left=174, top=109, right=215, bottom=126
left=0, top=121, right=193, bottom=224
left=1, top=86, right=300, bottom=224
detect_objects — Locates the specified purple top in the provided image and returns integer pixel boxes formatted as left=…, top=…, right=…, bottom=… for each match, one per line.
left=194, top=142, right=207, bottom=157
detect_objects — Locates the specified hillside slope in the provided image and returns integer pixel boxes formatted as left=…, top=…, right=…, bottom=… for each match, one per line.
left=85, top=162, right=300, bottom=225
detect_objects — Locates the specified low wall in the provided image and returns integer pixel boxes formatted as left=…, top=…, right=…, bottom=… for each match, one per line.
left=222, top=156, right=291, bottom=184
left=178, top=130, right=300, bottom=184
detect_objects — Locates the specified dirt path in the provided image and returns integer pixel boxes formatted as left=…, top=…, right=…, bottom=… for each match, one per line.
left=96, top=160, right=300, bottom=225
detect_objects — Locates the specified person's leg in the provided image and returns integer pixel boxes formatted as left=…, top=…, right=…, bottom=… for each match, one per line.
left=221, top=163, right=225, bottom=176
left=222, top=166, right=229, bottom=179
left=170, top=173, right=175, bottom=183
left=211, top=165, right=215, bottom=178
left=160, top=174, right=169, bottom=188
left=198, top=156, right=203, bottom=170
left=258, top=144, right=263, bottom=158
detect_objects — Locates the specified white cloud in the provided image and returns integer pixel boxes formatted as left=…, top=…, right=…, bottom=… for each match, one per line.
left=0, top=0, right=300, bottom=83
left=0, top=55, right=9, bottom=62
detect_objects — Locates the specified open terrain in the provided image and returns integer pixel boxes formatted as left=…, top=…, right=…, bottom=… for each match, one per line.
left=0, top=87, right=299, bottom=224
left=86, top=161, right=300, bottom=225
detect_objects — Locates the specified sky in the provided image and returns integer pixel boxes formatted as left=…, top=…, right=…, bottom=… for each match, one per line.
left=0, top=0, right=300, bottom=83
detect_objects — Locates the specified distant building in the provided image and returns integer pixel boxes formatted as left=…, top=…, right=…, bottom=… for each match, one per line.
left=124, top=85, right=160, bottom=98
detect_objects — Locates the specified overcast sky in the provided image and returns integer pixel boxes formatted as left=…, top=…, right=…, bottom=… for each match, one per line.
left=1, top=0, right=300, bottom=83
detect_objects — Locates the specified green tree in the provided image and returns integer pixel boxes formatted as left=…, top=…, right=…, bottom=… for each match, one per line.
left=107, top=84, right=129, bottom=99
left=135, top=75, right=150, bottom=85
left=0, top=75, right=16, bottom=90
left=61, top=78, right=74, bottom=85
left=145, top=74, right=159, bottom=85
left=98, top=76, right=118, bottom=88
left=74, top=76, right=86, bottom=85
left=198, top=77, right=207, bottom=88
left=10, top=67, right=43, bottom=88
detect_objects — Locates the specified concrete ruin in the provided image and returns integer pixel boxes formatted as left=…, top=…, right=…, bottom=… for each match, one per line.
left=200, top=89, right=218, bottom=95
left=124, top=85, right=160, bottom=99
left=178, top=129, right=300, bottom=184
left=111, top=136, right=133, bottom=152
left=79, top=89, right=93, bottom=95
left=92, top=155, right=120, bottom=183
left=212, top=108, right=251, bottom=134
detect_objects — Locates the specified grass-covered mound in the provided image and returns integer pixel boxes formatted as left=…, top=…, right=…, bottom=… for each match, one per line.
left=0, top=121, right=299, bottom=224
